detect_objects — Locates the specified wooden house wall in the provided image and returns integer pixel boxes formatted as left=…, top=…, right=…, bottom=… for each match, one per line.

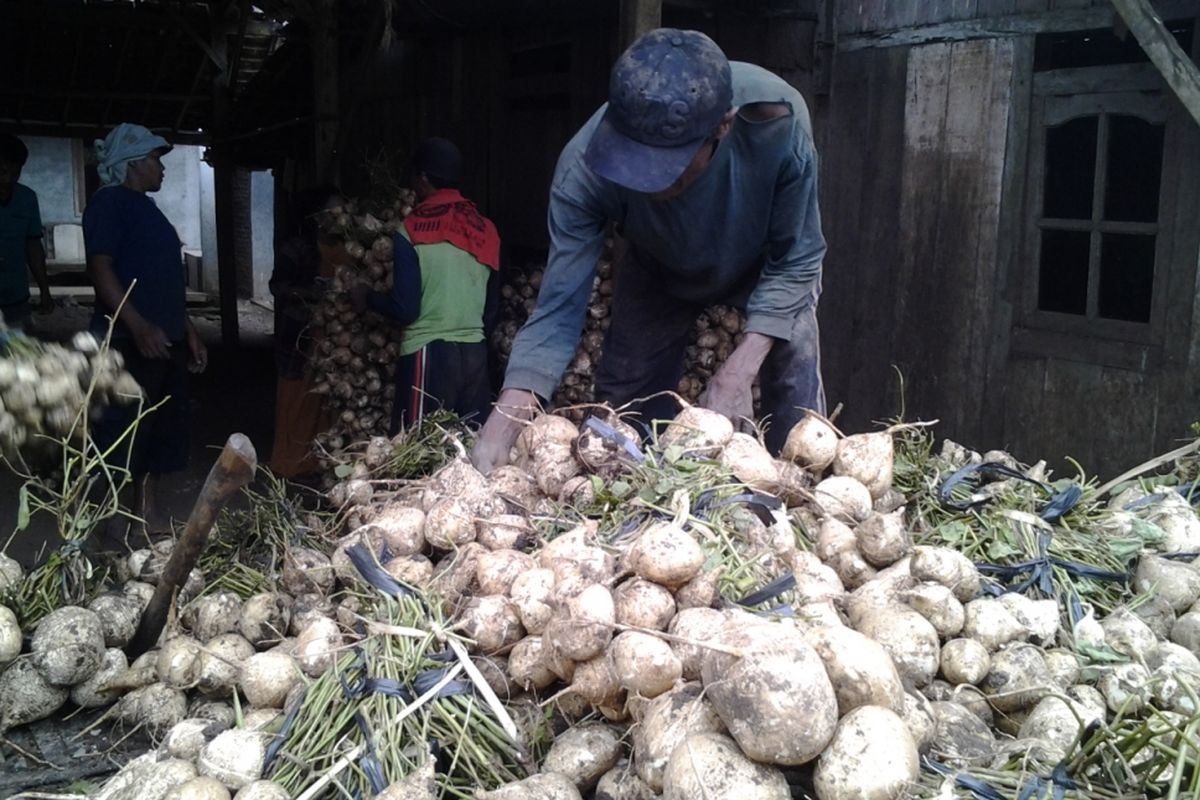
left=817, top=39, right=1015, bottom=446
left=812, top=46, right=909, bottom=430
left=823, top=7, right=1200, bottom=478
left=996, top=51, right=1200, bottom=479
left=837, top=0, right=1116, bottom=36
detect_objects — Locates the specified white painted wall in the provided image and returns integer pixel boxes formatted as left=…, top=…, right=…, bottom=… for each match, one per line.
left=199, top=158, right=218, bottom=292
left=19, top=136, right=205, bottom=249
left=250, top=170, right=275, bottom=300
left=15, top=135, right=272, bottom=300
left=20, top=137, right=75, bottom=224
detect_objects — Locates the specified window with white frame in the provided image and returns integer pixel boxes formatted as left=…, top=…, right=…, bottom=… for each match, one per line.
left=1034, top=95, right=1165, bottom=324
left=1020, top=21, right=1194, bottom=348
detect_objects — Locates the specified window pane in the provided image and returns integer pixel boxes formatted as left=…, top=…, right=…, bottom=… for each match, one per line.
left=1105, top=115, right=1164, bottom=223
left=1099, top=233, right=1155, bottom=323
left=1038, top=229, right=1090, bottom=315
left=1044, top=116, right=1097, bottom=220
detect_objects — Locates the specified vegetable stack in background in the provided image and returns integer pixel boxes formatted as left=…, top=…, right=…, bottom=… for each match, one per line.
left=310, top=190, right=415, bottom=453
left=491, top=243, right=760, bottom=422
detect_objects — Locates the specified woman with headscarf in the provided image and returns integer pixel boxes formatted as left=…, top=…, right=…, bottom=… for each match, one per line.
left=83, top=122, right=206, bottom=535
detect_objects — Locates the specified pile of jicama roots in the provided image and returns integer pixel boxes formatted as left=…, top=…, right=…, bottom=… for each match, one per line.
left=3, top=404, right=1200, bottom=800
left=490, top=254, right=759, bottom=421
left=0, top=328, right=142, bottom=457
left=310, top=192, right=415, bottom=451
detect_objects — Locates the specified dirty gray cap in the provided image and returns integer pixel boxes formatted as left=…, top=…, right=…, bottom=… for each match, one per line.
left=584, top=28, right=732, bottom=193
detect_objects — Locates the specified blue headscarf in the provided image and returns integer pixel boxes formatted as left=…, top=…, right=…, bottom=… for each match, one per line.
left=95, top=123, right=172, bottom=187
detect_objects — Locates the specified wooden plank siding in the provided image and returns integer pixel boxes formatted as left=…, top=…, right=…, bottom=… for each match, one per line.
left=814, top=47, right=909, bottom=433
left=890, top=39, right=1015, bottom=446
left=836, top=0, right=1196, bottom=48
left=995, top=50, right=1200, bottom=478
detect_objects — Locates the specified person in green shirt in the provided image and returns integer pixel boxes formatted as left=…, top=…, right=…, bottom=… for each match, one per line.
left=0, top=134, right=53, bottom=330
left=351, top=138, right=499, bottom=434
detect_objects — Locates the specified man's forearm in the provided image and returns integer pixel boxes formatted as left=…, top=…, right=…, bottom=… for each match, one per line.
left=26, top=241, right=50, bottom=294
left=88, top=256, right=147, bottom=330
left=720, top=332, right=775, bottom=379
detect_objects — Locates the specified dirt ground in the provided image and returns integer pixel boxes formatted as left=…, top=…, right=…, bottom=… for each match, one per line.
left=0, top=297, right=280, bottom=568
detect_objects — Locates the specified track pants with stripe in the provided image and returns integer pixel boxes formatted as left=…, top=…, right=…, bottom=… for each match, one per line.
left=390, top=339, right=491, bottom=435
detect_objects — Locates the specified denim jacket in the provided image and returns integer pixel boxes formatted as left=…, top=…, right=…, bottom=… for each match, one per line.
left=504, top=62, right=827, bottom=400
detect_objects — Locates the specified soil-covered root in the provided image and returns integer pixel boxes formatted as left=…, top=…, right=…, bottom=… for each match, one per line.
left=31, top=605, right=106, bottom=686
left=0, top=657, right=70, bottom=732
left=632, top=681, right=726, bottom=791
left=939, top=638, right=991, bottom=686
left=71, top=647, right=129, bottom=708
left=238, top=594, right=292, bottom=650
left=803, top=624, right=905, bottom=715
left=540, top=722, right=624, bottom=791
left=473, top=772, right=583, bottom=800
left=701, top=621, right=837, bottom=765
left=0, top=605, right=20, bottom=666
left=661, top=732, right=790, bottom=800
left=198, top=728, right=267, bottom=790
left=239, top=651, right=302, bottom=708
left=813, top=705, right=919, bottom=800
left=94, top=754, right=197, bottom=800
left=88, top=592, right=143, bottom=649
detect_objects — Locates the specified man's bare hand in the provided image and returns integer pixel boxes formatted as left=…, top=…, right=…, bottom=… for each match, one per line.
left=130, top=318, right=171, bottom=360
left=699, top=370, right=754, bottom=428
left=186, top=325, right=208, bottom=373
left=36, top=290, right=53, bottom=314
left=699, top=331, right=774, bottom=428
left=470, top=388, right=540, bottom=474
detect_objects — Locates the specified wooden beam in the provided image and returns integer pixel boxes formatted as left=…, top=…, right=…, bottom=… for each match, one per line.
left=144, top=28, right=183, bottom=120
left=1110, top=0, right=1200, bottom=128
left=60, top=28, right=85, bottom=127
left=0, top=87, right=208, bottom=103
left=311, top=0, right=340, bottom=184
left=175, top=52, right=213, bottom=135
left=226, top=0, right=253, bottom=91
left=838, top=0, right=1197, bottom=51
left=101, top=28, right=136, bottom=128
left=332, top=0, right=389, bottom=174
left=619, top=0, right=662, bottom=50
left=211, top=152, right=240, bottom=345
left=164, top=4, right=228, bottom=73
left=208, top=5, right=239, bottom=346
left=0, top=120, right=209, bottom=145
left=0, top=2, right=207, bottom=32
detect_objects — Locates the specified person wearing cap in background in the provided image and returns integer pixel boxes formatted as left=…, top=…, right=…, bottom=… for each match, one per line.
left=351, top=137, right=500, bottom=435
left=84, top=122, right=207, bottom=536
left=471, top=28, right=827, bottom=472
left=0, top=133, right=54, bottom=330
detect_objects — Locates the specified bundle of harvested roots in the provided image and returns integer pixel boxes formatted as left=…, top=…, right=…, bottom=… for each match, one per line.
left=310, top=191, right=415, bottom=452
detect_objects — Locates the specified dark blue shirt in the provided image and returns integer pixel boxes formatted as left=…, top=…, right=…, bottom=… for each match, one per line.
left=83, top=186, right=186, bottom=341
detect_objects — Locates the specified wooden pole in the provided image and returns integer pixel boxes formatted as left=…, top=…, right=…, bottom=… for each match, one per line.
left=1109, top=0, right=1200, bottom=127
left=127, top=434, right=257, bottom=658
left=311, top=0, right=340, bottom=184
left=211, top=64, right=240, bottom=346
left=207, top=6, right=239, bottom=345
left=619, top=0, right=662, bottom=51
